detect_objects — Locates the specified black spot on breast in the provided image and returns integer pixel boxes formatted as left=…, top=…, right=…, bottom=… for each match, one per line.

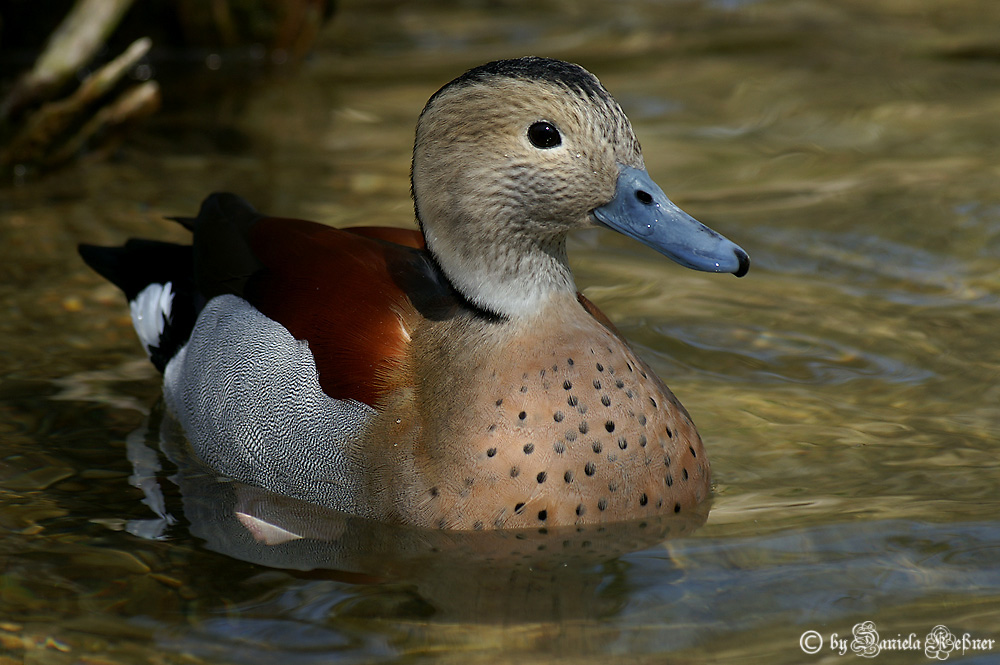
left=510, top=466, right=520, bottom=477
left=554, top=441, right=566, bottom=454
left=487, top=447, right=497, bottom=457
left=567, top=358, right=575, bottom=366
left=689, top=445, right=697, bottom=458
left=616, top=379, right=624, bottom=389
left=674, top=503, right=681, bottom=513
left=683, top=468, right=689, bottom=481
left=601, top=395, right=611, bottom=407
left=518, top=411, right=527, bottom=420
left=649, top=397, right=657, bottom=409
left=565, top=431, right=577, bottom=442
left=597, top=498, right=608, bottom=511
left=568, top=395, right=578, bottom=407
left=496, top=398, right=503, bottom=406
left=515, top=502, right=525, bottom=513
left=523, top=443, right=534, bottom=454
left=576, top=503, right=585, bottom=516
left=537, top=510, right=547, bottom=521
left=564, top=470, right=574, bottom=483
left=536, top=471, right=547, bottom=483
left=593, top=379, right=602, bottom=389
left=592, top=441, right=602, bottom=454
left=430, top=487, right=439, bottom=497
left=596, top=362, right=604, bottom=372
left=639, top=434, right=647, bottom=447
left=563, top=380, right=572, bottom=390
left=639, top=493, right=648, bottom=506
left=553, top=411, right=564, bottom=422
left=608, top=482, right=617, bottom=493
left=605, top=420, right=615, bottom=433
left=618, top=437, right=627, bottom=450
left=579, top=421, right=589, bottom=434
left=666, top=474, right=673, bottom=487
left=585, top=462, right=596, bottom=476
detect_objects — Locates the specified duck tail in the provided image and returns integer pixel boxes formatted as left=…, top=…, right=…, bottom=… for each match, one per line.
left=78, top=238, right=199, bottom=373
left=80, top=193, right=265, bottom=372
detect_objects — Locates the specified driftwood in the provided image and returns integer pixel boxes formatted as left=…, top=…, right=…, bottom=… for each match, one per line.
left=0, top=0, right=159, bottom=172
left=0, top=0, right=335, bottom=174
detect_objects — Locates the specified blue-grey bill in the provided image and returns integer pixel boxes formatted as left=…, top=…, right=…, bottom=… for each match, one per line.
left=592, top=165, right=749, bottom=277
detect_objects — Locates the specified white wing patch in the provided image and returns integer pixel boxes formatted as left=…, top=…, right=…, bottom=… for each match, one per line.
left=130, top=282, right=174, bottom=355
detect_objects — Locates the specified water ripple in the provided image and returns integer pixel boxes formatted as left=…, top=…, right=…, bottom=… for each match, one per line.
left=754, top=226, right=999, bottom=308
left=650, top=322, right=935, bottom=386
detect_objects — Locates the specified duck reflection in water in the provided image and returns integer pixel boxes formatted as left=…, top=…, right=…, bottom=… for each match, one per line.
left=126, top=402, right=709, bottom=624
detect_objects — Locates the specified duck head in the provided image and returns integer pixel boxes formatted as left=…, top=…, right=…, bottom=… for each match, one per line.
left=411, top=57, right=749, bottom=319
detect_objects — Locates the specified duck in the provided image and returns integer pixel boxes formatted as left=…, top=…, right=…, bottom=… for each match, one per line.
left=79, top=56, right=748, bottom=530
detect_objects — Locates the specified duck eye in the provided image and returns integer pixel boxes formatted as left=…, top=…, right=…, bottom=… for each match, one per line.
left=527, top=121, right=561, bottom=149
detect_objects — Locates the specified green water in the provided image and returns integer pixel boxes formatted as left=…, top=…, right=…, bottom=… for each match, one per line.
left=2, top=0, right=999, bottom=663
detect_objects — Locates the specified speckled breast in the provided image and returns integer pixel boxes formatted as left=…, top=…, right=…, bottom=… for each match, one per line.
left=401, top=322, right=711, bottom=530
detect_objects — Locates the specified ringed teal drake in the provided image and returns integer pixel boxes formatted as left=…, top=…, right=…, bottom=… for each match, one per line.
left=80, top=57, right=749, bottom=530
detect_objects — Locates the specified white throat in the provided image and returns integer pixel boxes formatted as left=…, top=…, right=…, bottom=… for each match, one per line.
left=423, top=227, right=577, bottom=319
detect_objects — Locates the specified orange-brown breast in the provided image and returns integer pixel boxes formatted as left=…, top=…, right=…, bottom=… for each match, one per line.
left=365, top=301, right=711, bottom=530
